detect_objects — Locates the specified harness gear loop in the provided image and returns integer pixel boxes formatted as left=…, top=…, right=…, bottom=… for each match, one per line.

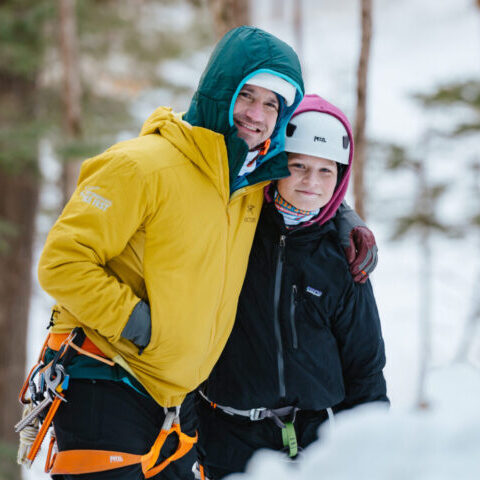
left=45, top=428, right=57, bottom=473
left=26, top=395, right=63, bottom=467
left=16, top=327, right=97, bottom=468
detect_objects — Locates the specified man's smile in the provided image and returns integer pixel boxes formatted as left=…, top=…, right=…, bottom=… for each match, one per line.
left=234, top=118, right=263, bottom=133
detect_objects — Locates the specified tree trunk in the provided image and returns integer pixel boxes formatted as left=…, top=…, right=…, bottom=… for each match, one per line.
left=272, top=0, right=286, bottom=20
left=0, top=172, right=39, bottom=443
left=0, top=73, right=40, bottom=456
left=353, top=0, right=373, bottom=220
left=415, top=159, right=432, bottom=409
left=293, top=0, right=304, bottom=65
left=0, top=6, right=46, bottom=470
left=59, top=0, right=83, bottom=204
left=207, top=0, right=251, bottom=39
left=455, top=156, right=480, bottom=362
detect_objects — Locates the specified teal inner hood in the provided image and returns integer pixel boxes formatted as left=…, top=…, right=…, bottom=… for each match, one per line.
left=183, top=26, right=304, bottom=192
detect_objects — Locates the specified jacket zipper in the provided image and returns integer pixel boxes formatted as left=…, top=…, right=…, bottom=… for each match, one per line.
left=273, top=234, right=286, bottom=398
left=290, top=285, right=298, bottom=349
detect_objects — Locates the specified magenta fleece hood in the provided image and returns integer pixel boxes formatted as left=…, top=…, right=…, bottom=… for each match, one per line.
left=267, top=93, right=354, bottom=227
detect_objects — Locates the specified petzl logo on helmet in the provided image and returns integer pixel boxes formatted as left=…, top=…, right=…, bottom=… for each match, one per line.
left=284, top=111, right=350, bottom=165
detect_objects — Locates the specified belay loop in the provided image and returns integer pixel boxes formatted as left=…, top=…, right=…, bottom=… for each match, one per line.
left=281, top=421, right=298, bottom=458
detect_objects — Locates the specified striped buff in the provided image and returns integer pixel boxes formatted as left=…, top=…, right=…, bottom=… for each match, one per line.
left=274, top=191, right=319, bottom=227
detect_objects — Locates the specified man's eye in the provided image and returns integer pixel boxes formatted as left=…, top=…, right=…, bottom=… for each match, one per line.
left=239, top=91, right=252, bottom=99
left=289, top=163, right=304, bottom=169
left=265, top=102, right=279, bottom=111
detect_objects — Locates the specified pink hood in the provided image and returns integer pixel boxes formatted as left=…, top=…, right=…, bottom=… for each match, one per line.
left=267, top=93, right=354, bottom=226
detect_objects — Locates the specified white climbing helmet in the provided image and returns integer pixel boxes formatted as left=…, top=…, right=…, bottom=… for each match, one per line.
left=284, top=111, right=351, bottom=165
left=247, top=72, right=297, bottom=107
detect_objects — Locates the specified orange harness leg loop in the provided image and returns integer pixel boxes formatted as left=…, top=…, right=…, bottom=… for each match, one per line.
left=49, top=421, right=198, bottom=476
left=142, top=423, right=198, bottom=478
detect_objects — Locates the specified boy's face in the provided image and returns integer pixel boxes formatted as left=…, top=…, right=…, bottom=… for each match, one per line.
left=233, top=84, right=279, bottom=150
left=278, top=154, right=338, bottom=211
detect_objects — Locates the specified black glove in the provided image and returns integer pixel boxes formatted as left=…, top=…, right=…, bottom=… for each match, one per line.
left=121, top=300, right=151, bottom=354
left=335, top=202, right=378, bottom=284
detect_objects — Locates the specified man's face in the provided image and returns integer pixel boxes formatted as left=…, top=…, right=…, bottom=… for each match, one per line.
left=233, top=84, right=279, bottom=150
left=277, top=154, right=338, bottom=211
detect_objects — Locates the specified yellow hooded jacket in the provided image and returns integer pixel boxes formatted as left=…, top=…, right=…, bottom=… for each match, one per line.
left=39, top=108, right=269, bottom=406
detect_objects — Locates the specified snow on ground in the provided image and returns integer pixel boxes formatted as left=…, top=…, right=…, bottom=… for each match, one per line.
left=24, top=0, right=480, bottom=479
left=234, top=364, right=480, bottom=480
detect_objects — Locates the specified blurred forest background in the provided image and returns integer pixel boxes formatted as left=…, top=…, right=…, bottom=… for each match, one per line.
left=1, top=1, right=479, bottom=479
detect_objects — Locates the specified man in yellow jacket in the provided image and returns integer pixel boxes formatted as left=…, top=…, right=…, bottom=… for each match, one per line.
left=32, top=27, right=376, bottom=479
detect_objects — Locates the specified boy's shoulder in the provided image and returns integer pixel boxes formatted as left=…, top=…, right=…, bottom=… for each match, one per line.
left=302, top=221, right=352, bottom=287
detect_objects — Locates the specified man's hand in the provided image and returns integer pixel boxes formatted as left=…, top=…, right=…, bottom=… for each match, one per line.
left=335, top=202, right=378, bottom=284
left=343, top=226, right=378, bottom=283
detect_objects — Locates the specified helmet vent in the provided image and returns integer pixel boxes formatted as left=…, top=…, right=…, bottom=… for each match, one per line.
left=286, top=123, right=297, bottom=137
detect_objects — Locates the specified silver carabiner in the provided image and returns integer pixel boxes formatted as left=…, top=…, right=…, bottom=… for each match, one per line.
left=44, top=364, right=67, bottom=400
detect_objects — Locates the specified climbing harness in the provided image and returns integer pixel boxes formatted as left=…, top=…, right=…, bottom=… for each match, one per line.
left=199, top=390, right=335, bottom=460
left=15, top=327, right=197, bottom=477
left=199, top=390, right=301, bottom=458
left=48, top=406, right=197, bottom=478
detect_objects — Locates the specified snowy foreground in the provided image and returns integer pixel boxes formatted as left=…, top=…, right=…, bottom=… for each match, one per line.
left=229, top=364, right=480, bottom=480
left=24, top=364, right=480, bottom=480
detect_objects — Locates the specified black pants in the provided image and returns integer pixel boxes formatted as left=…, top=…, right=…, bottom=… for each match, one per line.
left=196, top=396, right=329, bottom=479
left=52, top=379, right=197, bottom=480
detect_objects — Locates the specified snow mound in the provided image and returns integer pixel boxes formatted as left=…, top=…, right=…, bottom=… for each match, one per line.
left=232, top=364, right=480, bottom=480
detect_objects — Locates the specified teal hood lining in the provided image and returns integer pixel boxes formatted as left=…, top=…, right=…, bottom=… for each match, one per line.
left=228, top=68, right=304, bottom=164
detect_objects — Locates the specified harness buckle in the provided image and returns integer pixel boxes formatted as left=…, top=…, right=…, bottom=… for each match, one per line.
left=249, top=407, right=266, bottom=421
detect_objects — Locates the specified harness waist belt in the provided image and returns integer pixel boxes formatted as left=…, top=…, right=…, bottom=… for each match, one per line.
left=199, top=390, right=298, bottom=424
left=48, top=332, right=107, bottom=358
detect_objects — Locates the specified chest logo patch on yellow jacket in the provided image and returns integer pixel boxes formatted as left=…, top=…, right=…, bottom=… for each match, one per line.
left=244, top=204, right=257, bottom=223
left=80, top=186, right=112, bottom=211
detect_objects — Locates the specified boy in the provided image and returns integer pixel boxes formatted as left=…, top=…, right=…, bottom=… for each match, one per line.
left=196, top=94, right=389, bottom=479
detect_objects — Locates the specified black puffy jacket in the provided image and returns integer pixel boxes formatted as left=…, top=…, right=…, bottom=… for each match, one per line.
left=205, top=202, right=388, bottom=412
